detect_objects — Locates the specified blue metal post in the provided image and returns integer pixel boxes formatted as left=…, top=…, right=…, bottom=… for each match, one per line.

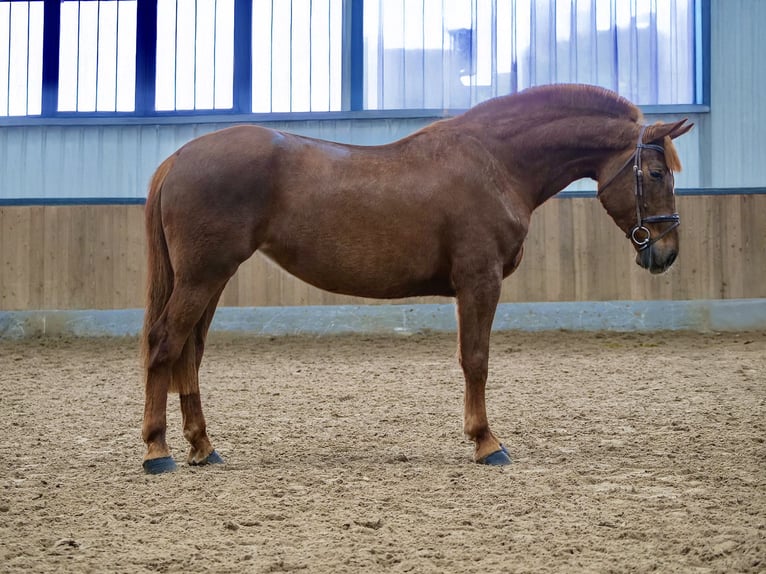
left=233, top=0, right=253, bottom=114
left=349, top=0, right=363, bottom=110
left=41, top=0, right=60, bottom=116
left=135, top=0, right=158, bottom=114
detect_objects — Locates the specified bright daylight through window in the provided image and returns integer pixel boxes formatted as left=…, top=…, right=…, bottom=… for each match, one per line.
left=0, top=0, right=700, bottom=118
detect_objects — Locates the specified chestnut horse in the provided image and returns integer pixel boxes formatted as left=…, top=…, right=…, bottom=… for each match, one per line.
left=141, top=84, right=693, bottom=474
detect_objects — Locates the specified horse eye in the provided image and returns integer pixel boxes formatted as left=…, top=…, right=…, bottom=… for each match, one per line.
left=649, top=169, right=664, bottom=180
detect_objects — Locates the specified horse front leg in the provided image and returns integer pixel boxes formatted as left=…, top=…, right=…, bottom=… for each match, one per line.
left=455, top=272, right=511, bottom=466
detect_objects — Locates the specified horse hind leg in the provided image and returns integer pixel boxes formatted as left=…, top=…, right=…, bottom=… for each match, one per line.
left=178, top=287, right=226, bottom=466
left=142, top=280, right=223, bottom=474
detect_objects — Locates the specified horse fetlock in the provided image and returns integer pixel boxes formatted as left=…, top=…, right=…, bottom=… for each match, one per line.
left=143, top=439, right=172, bottom=461
left=463, top=419, right=487, bottom=440
left=182, top=423, right=205, bottom=443
left=467, top=428, right=502, bottom=461
left=182, top=424, right=210, bottom=455
left=463, top=408, right=491, bottom=438
left=186, top=441, right=214, bottom=464
left=142, top=416, right=168, bottom=444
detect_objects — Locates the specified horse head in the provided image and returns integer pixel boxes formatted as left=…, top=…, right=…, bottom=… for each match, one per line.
left=597, top=119, right=694, bottom=274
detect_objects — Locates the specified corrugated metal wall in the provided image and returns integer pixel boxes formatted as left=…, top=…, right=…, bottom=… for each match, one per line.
left=0, top=118, right=434, bottom=200
left=706, top=0, right=766, bottom=188
left=0, top=109, right=713, bottom=199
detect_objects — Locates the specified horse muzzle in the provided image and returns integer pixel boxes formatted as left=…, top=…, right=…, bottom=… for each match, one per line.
left=636, top=244, right=678, bottom=274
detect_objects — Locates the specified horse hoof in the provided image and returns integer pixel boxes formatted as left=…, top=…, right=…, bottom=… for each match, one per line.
left=143, top=456, right=177, bottom=474
left=479, top=444, right=512, bottom=466
left=190, top=450, right=224, bottom=466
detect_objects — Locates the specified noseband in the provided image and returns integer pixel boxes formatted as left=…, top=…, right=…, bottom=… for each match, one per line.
left=598, top=126, right=680, bottom=250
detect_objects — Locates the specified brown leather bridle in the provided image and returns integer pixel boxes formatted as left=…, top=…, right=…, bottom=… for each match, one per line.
left=598, top=125, right=681, bottom=250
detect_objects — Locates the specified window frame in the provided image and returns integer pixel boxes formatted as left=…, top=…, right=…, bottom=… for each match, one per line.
left=0, top=0, right=710, bottom=126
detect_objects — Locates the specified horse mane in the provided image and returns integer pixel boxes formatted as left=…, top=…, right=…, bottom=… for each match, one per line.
left=458, top=84, right=684, bottom=171
left=661, top=135, right=683, bottom=172
left=467, top=84, right=644, bottom=123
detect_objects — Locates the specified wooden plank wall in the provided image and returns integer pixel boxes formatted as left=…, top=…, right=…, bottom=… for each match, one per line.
left=1, top=194, right=764, bottom=311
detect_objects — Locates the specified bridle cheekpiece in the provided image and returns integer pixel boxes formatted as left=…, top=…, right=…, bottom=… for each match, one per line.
left=598, top=125, right=680, bottom=251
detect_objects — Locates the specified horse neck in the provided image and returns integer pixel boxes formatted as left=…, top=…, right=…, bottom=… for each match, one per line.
left=453, top=111, right=637, bottom=210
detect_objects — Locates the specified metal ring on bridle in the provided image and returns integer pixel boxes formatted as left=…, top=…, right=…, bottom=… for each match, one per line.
left=631, top=225, right=651, bottom=246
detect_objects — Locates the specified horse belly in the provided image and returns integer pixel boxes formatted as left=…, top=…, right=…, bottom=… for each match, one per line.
left=260, top=227, right=452, bottom=299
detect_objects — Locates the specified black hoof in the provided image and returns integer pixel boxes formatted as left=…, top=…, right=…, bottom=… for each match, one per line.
left=478, top=444, right=512, bottom=466
left=190, top=450, right=224, bottom=466
left=143, top=456, right=178, bottom=474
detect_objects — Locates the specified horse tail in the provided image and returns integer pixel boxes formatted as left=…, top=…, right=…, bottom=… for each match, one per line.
left=141, top=154, right=177, bottom=373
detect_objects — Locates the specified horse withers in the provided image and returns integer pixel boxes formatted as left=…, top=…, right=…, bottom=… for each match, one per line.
left=140, top=83, right=693, bottom=474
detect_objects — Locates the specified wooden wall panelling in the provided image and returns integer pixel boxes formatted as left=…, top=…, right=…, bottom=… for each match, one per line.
left=42, top=206, right=67, bottom=309
left=740, top=195, right=766, bottom=295
left=1, top=207, right=33, bottom=308
left=127, top=204, right=148, bottom=307
left=1, top=195, right=764, bottom=311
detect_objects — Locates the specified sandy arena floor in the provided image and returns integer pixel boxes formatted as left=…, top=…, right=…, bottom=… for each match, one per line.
left=0, top=330, right=764, bottom=573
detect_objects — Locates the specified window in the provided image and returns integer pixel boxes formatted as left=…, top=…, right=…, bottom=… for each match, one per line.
left=363, top=0, right=697, bottom=110
left=155, top=0, right=233, bottom=111
left=251, top=0, right=343, bottom=113
left=0, top=1, right=43, bottom=116
left=58, top=0, right=136, bottom=112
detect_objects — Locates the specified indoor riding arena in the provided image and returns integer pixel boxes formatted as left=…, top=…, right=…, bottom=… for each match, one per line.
left=1, top=1, right=764, bottom=573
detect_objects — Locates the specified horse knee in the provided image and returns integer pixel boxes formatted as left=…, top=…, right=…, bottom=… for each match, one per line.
left=183, top=421, right=205, bottom=444
left=463, top=417, right=490, bottom=441
left=459, top=350, right=488, bottom=381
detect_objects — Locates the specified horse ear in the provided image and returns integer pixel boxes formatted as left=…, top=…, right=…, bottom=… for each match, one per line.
left=644, top=119, right=694, bottom=143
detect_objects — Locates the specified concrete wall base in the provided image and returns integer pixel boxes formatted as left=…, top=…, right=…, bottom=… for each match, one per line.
left=1, top=299, right=764, bottom=339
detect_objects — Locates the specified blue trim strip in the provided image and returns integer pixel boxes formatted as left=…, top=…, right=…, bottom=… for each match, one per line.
left=675, top=187, right=766, bottom=196
left=0, top=197, right=146, bottom=206
left=2, top=188, right=765, bottom=207
left=557, top=187, right=766, bottom=199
